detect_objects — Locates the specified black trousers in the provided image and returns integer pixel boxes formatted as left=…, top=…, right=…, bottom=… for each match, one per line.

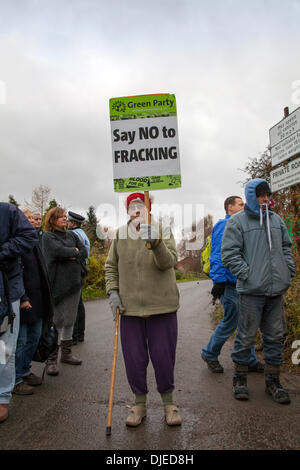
left=72, top=295, right=85, bottom=340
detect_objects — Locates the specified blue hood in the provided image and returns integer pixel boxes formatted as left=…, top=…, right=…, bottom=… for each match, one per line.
left=245, top=178, right=268, bottom=216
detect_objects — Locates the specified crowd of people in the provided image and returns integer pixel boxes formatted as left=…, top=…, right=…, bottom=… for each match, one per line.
left=0, top=177, right=296, bottom=428
left=0, top=205, right=89, bottom=423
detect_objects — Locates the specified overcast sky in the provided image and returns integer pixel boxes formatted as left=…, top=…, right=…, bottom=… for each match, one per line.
left=1, top=0, right=300, bottom=230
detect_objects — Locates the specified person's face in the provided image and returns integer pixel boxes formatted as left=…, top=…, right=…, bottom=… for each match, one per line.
left=128, top=202, right=147, bottom=225
left=26, top=212, right=35, bottom=226
left=55, top=212, right=67, bottom=230
left=67, top=220, right=75, bottom=229
left=228, top=198, right=244, bottom=215
left=257, top=193, right=270, bottom=205
left=33, top=213, right=42, bottom=229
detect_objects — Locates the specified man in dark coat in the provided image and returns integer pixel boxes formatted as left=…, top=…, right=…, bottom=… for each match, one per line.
left=13, top=210, right=54, bottom=394
left=32, top=213, right=44, bottom=248
left=0, top=203, right=38, bottom=422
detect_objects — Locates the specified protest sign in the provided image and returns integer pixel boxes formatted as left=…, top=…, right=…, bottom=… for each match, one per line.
left=109, top=94, right=181, bottom=192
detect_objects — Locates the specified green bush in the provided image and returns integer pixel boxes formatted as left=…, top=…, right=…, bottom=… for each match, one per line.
left=283, top=249, right=300, bottom=370
left=175, top=269, right=185, bottom=280
left=82, top=255, right=107, bottom=300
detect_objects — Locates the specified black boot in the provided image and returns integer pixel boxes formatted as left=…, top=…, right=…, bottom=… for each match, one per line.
left=233, top=373, right=249, bottom=400
left=45, top=344, right=59, bottom=376
left=60, top=339, right=82, bottom=365
left=232, top=364, right=249, bottom=400
left=265, top=374, right=291, bottom=404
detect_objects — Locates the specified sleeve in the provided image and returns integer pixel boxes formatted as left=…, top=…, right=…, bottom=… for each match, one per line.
left=104, top=235, right=119, bottom=293
left=280, top=219, right=295, bottom=277
left=20, top=253, right=31, bottom=303
left=20, top=293, right=31, bottom=304
left=43, top=233, right=78, bottom=261
left=221, top=218, right=249, bottom=281
left=0, top=206, right=38, bottom=262
left=151, top=227, right=178, bottom=271
left=209, top=222, right=227, bottom=283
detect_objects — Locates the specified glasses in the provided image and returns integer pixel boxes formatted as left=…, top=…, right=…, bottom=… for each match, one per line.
left=128, top=203, right=146, bottom=213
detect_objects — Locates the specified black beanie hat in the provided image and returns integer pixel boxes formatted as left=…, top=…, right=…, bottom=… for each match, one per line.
left=255, top=181, right=271, bottom=197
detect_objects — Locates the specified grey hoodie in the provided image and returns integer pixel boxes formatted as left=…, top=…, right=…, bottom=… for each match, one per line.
left=221, top=178, right=295, bottom=296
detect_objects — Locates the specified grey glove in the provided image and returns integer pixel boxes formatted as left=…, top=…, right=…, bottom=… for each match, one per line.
left=139, top=224, right=161, bottom=248
left=108, top=290, right=125, bottom=321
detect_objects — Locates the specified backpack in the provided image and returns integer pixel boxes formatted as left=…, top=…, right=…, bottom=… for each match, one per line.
left=201, top=236, right=211, bottom=275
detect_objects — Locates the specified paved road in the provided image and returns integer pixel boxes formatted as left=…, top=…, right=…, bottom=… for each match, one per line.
left=1, top=280, right=300, bottom=450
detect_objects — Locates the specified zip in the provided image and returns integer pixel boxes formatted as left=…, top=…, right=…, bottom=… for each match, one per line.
left=262, top=217, right=273, bottom=296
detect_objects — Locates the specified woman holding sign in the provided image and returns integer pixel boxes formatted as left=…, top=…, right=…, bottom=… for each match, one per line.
left=105, top=192, right=181, bottom=428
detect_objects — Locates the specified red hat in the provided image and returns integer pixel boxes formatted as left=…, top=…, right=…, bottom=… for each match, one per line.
left=126, top=192, right=151, bottom=212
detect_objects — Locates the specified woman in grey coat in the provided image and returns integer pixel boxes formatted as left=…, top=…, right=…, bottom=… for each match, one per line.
left=43, top=207, right=87, bottom=375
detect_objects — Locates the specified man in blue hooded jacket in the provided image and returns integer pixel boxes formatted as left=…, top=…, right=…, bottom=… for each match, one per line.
left=201, top=196, right=261, bottom=373
left=0, top=202, right=38, bottom=422
left=222, top=179, right=295, bottom=404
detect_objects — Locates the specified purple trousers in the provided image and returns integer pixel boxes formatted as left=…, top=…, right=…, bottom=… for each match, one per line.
left=120, top=312, right=178, bottom=395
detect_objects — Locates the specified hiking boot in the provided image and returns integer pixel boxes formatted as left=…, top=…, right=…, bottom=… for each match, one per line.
left=45, top=344, right=59, bottom=376
left=248, top=361, right=265, bottom=373
left=12, top=382, right=34, bottom=395
left=232, top=373, right=249, bottom=400
left=0, top=404, right=9, bottom=423
left=201, top=353, right=224, bottom=373
left=265, top=374, right=291, bottom=404
left=23, top=372, right=43, bottom=386
left=164, top=405, right=182, bottom=426
left=125, top=405, right=146, bottom=427
left=60, top=339, right=82, bottom=365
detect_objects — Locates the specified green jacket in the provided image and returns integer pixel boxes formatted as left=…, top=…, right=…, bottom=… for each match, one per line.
left=105, top=221, right=179, bottom=316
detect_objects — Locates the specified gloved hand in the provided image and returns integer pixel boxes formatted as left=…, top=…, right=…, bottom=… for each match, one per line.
left=108, top=290, right=125, bottom=321
left=211, top=283, right=226, bottom=301
left=139, top=224, right=161, bottom=248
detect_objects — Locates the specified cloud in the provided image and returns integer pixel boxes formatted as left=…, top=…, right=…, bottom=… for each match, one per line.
left=0, top=1, right=300, bottom=227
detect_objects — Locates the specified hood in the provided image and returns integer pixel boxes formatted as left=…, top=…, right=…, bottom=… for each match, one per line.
left=244, top=178, right=268, bottom=216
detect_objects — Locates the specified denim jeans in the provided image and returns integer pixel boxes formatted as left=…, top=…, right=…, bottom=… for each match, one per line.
left=202, top=285, right=257, bottom=365
left=231, top=294, right=286, bottom=366
left=15, top=318, right=42, bottom=384
left=0, top=300, right=20, bottom=404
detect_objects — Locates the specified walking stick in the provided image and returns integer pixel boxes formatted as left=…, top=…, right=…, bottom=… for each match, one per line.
left=106, top=307, right=120, bottom=436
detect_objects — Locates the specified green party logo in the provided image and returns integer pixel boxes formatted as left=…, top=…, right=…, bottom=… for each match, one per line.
left=112, top=100, right=126, bottom=113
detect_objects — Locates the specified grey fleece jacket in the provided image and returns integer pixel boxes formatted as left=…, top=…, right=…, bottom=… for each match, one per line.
left=221, top=178, right=295, bottom=296
left=105, top=220, right=179, bottom=316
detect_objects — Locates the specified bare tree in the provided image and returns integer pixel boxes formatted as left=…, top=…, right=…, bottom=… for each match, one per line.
left=25, top=185, right=51, bottom=217
left=177, top=214, right=213, bottom=268
left=8, top=194, right=19, bottom=207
